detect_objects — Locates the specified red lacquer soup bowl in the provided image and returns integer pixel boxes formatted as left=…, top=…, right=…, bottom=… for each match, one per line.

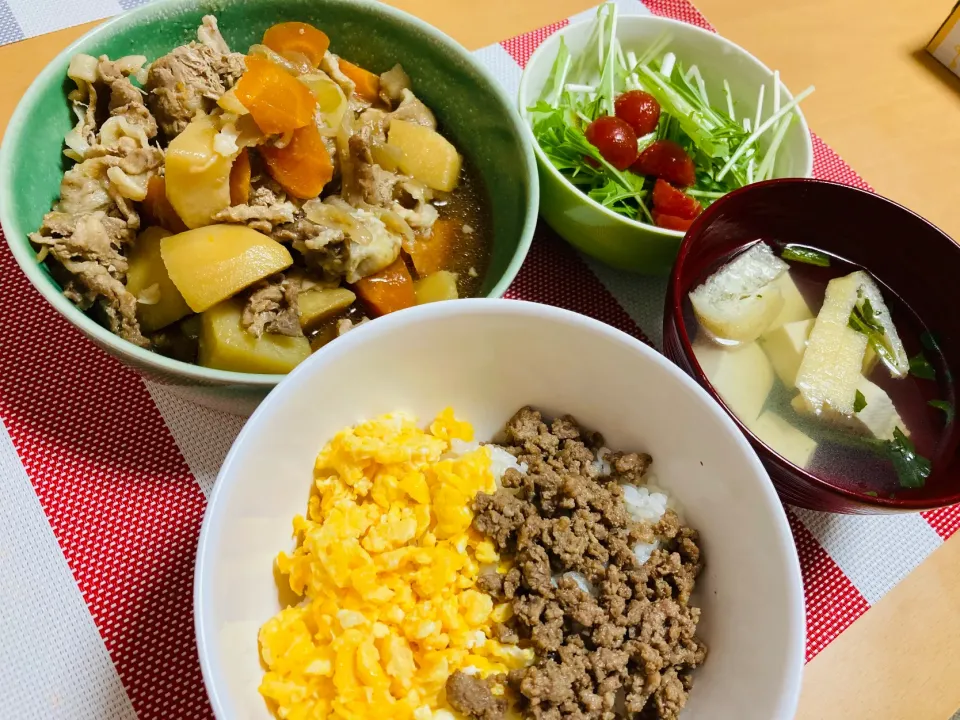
left=664, top=178, right=960, bottom=513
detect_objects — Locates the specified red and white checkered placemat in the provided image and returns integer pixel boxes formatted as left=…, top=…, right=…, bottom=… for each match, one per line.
left=1, top=0, right=958, bottom=717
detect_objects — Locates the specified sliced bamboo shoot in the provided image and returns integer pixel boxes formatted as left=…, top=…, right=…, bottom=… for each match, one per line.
left=794, top=273, right=868, bottom=416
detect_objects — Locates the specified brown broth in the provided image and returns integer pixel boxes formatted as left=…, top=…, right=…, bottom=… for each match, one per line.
left=426, top=160, right=493, bottom=298
left=687, top=242, right=954, bottom=495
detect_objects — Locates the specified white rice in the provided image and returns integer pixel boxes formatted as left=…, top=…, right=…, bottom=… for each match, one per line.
left=486, top=444, right=528, bottom=489
left=620, top=484, right=669, bottom=566
left=448, top=438, right=481, bottom=456
left=591, top=446, right=613, bottom=477
left=564, top=571, right=594, bottom=595
left=621, top=484, right=669, bottom=523
left=645, top=473, right=685, bottom=522
left=550, top=571, right=596, bottom=596
left=632, top=541, right=659, bottom=565
left=445, top=440, right=528, bottom=491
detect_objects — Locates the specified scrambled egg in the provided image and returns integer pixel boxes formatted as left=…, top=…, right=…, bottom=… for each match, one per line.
left=259, top=409, right=532, bottom=720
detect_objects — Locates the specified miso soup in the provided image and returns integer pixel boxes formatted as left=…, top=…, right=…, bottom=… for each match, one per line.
left=687, top=241, right=953, bottom=496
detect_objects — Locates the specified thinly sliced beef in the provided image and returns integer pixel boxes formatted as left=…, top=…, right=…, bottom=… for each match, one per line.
left=31, top=212, right=147, bottom=348
left=32, top=51, right=165, bottom=349
left=97, top=56, right=158, bottom=139
left=348, top=132, right=399, bottom=208
left=281, top=197, right=402, bottom=283
left=214, top=202, right=298, bottom=235
left=146, top=16, right=245, bottom=140
left=240, top=275, right=302, bottom=338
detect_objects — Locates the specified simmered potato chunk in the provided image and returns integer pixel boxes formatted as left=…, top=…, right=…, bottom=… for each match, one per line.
left=414, top=271, right=459, bottom=304
left=298, top=287, right=356, bottom=331
left=388, top=119, right=462, bottom=192
left=160, top=224, right=293, bottom=312
left=198, top=298, right=310, bottom=374
left=165, top=114, right=235, bottom=229
left=125, top=226, right=192, bottom=332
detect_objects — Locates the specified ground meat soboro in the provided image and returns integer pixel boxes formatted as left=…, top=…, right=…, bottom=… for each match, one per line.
left=472, top=407, right=707, bottom=720
left=445, top=671, right=507, bottom=720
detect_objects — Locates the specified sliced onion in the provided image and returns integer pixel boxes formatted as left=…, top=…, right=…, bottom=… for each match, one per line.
left=64, top=101, right=92, bottom=160
left=336, top=113, right=357, bottom=197
left=300, top=72, right=347, bottom=130
left=360, top=201, right=415, bottom=249
left=134, top=63, right=150, bottom=86
left=314, top=115, right=339, bottom=137
left=281, top=50, right=313, bottom=75
left=217, top=87, right=249, bottom=115
left=379, top=64, right=411, bottom=104
left=136, top=283, right=161, bottom=305
left=272, top=129, right=294, bottom=149
left=113, top=55, right=148, bottom=76
left=233, top=114, right=267, bottom=148
left=67, top=54, right=98, bottom=83
left=106, top=166, right=149, bottom=201
left=99, top=116, right=149, bottom=149
left=249, top=44, right=301, bottom=76
left=303, top=198, right=373, bottom=247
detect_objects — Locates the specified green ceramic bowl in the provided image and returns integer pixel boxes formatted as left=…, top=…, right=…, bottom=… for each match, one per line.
left=0, top=0, right=537, bottom=412
left=518, top=15, right=813, bottom=275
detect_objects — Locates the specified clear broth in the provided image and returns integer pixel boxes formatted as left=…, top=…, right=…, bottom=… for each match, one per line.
left=688, top=242, right=954, bottom=496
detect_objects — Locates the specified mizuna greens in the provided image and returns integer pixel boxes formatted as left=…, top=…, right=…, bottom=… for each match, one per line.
left=529, top=2, right=814, bottom=227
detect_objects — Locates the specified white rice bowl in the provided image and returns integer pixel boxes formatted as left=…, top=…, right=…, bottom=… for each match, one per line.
left=196, top=300, right=804, bottom=720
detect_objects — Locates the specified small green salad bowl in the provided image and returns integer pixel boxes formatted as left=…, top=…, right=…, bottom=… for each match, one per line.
left=518, top=11, right=813, bottom=275
left=0, top=0, right=538, bottom=414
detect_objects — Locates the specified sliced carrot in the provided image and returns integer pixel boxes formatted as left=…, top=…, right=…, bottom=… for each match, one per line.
left=353, top=257, right=415, bottom=316
left=143, top=175, right=187, bottom=233
left=338, top=59, right=381, bottom=102
left=229, top=148, right=251, bottom=206
left=260, top=123, right=333, bottom=199
left=262, top=22, right=330, bottom=67
left=235, top=56, right=316, bottom=135
left=407, top=218, right=459, bottom=276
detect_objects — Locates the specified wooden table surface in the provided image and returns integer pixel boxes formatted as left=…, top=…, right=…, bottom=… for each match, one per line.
left=1, top=1, right=958, bottom=718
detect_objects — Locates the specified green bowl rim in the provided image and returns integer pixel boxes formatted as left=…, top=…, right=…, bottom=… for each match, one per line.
left=0, top=0, right=539, bottom=388
left=517, top=13, right=814, bottom=240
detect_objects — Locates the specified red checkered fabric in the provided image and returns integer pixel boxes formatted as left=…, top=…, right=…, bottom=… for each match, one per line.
left=785, top=512, right=870, bottom=661
left=500, top=19, right=570, bottom=68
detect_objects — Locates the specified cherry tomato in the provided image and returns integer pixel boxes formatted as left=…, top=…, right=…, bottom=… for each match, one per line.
left=614, top=90, right=661, bottom=137
left=652, top=211, right=695, bottom=232
left=652, top=179, right=702, bottom=220
left=585, top=116, right=638, bottom=171
left=631, top=139, right=696, bottom=187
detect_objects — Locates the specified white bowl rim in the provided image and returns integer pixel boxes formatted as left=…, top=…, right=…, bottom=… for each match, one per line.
left=194, top=297, right=806, bottom=720
left=0, top=0, right=539, bottom=389
left=517, top=13, right=815, bottom=239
